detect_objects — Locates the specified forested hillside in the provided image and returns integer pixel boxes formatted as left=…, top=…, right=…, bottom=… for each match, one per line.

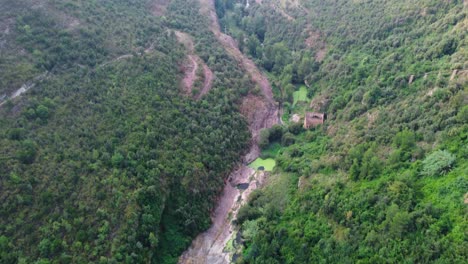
left=213, top=0, right=468, bottom=263
left=0, top=0, right=254, bottom=263
left=1, top=0, right=467, bottom=263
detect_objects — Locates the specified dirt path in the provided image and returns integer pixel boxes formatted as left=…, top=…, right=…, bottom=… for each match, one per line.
left=0, top=72, right=48, bottom=107
left=273, top=3, right=295, bottom=21
left=181, top=54, right=199, bottom=93
left=97, top=54, right=134, bottom=68
left=175, top=30, right=214, bottom=99
left=196, top=64, right=214, bottom=99
left=178, top=0, right=279, bottom=263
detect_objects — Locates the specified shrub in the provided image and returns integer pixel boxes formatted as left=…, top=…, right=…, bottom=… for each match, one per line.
left=8, top=128, right=26, bottom=140
left=236, top=205, right=261, bottom=225
left=258, top=129, right=270, bottom=149
left=111, top=152, right=124, bottom=167
left=393, top=129, right=416, bottom=151
left=17, top=139, right=38, bottom=164
left=456, top=105, right=468, bottom=123
left=281, top=132, right=295, bottom=146
left=268, top=124, right=283, bottom=142
left=36, top=105, right=50, bottom=119
left=420, top=150, right=456, bottom=177
left=288, top=122, right=304, bottom=135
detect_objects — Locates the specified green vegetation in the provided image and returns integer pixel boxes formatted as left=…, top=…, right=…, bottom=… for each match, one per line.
left=0, top=0, right=253, bottom=263
left=292, top=85, right=309, bottom=106
left=421, top=150, right=457, bottom=177
left=248, top=158, right=276, bottom=171
left=216, top=0, right=467, bottom=263
left=236, top=128, right=467, bottom=263
left=1, top=0, right=467, bottom=263
left=260, top=142, right=282, bottom=159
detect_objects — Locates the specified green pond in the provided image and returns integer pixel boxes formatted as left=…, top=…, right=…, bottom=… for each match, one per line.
left=248, top=158, right=276, bottom=171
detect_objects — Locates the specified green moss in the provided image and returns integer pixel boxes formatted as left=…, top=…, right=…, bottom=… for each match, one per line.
left=224, top=237, right=235, bottom=252
left=293, top=85, right=309, bottom=106
left=248, top=158, right=276, bottom=171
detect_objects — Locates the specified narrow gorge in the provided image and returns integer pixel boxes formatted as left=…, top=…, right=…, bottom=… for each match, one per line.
left=179, top=0, right=279, bottom=263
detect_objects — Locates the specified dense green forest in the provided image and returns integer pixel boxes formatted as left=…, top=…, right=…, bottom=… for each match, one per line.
left=0, top=0, right=254, bottom=263
left=1, top=0, right=467, bottom=263
left=213, top=0, right=467, bottom=263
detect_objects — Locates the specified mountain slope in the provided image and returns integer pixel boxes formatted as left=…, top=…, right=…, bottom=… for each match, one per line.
left=0, top=0, right=255, bottom=263
left=213, top=0, right=467, bottom=263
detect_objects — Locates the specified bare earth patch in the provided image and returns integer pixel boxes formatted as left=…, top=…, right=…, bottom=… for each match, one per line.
left=291, top=113, right=301, bottom=123
left=179, top=141, right=269, bottom=264
left=305, top=29, right=327, bottom=62
left=196, top=64, right=214, bottom=99
left=240, top=95, right=278, bottom=143
left=366, top=110, right=379, bottom=128
left=180, top=55, right=198, bottom=94
left=150, top=0, right=171, bottom=16
left=175, top=31, right=214, bottom=99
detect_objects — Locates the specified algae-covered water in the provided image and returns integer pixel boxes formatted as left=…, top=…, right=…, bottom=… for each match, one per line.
left=248, top=158, right=276, bottom=171
left=293, top=85, right=309, bottom=106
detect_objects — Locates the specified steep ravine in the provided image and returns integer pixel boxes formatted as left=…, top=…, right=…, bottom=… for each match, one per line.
left=178, top=0, right=279, bottom=263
